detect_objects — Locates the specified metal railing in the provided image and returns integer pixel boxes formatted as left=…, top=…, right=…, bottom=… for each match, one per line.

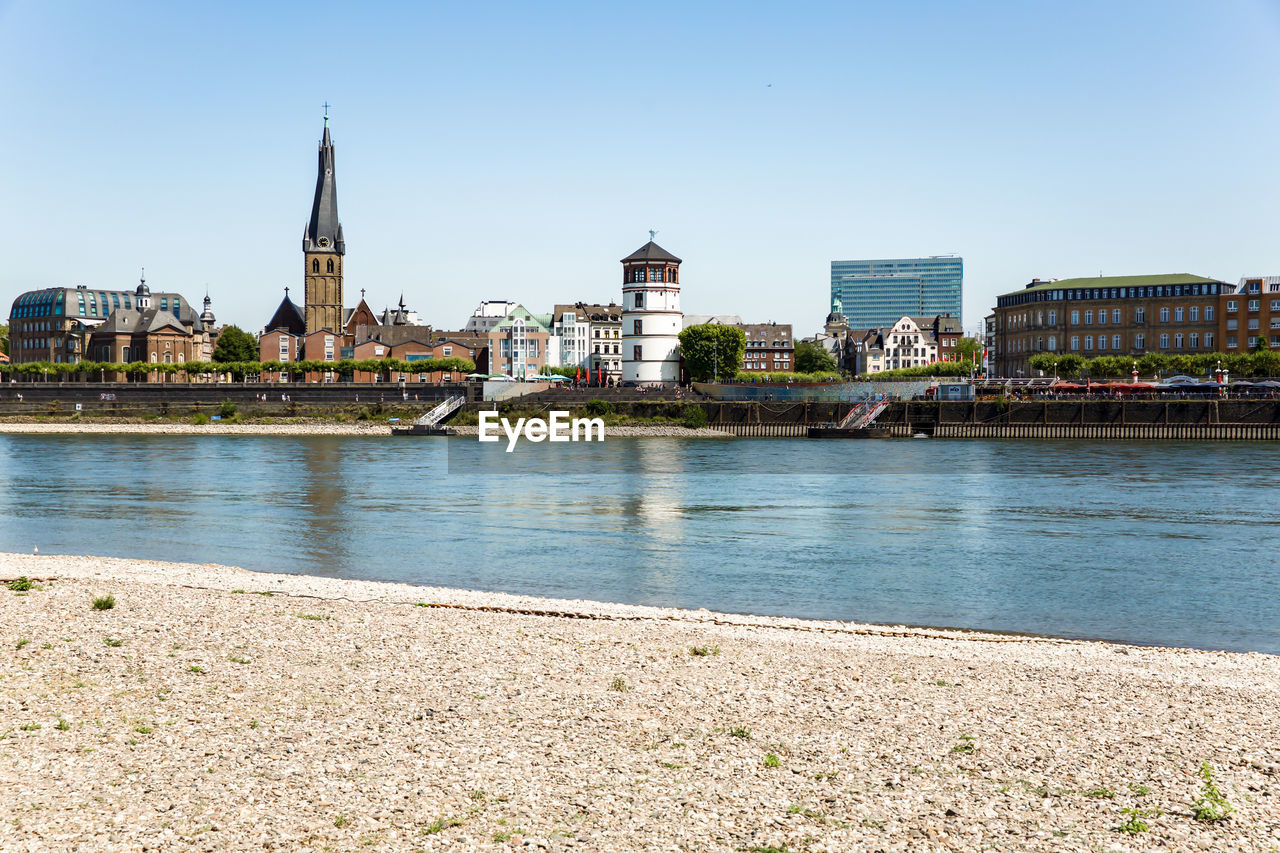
left=414, top=395, right=465, bottom=427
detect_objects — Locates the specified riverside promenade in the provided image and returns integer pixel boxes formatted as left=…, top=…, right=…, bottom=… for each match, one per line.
left=2, top=553, right=1278, bottom=851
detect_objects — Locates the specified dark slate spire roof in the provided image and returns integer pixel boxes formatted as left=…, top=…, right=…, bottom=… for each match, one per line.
left=621, top=240, right=681, bottom=263
left=304, top=121, right=345, bottom=255
left=266, top=290, right=306, bottom=336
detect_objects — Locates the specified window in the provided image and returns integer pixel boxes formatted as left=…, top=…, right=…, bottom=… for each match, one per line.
left=1272, top=300, right=1280, bottom=311
left=1047, top=336, right=1056, bottom=351
left=1070, top=336, right=1080, bottom=351
left=1112, top=334, right=1121, bottom=350
left=1249, top=336, right=1259, bottom=348
left=1136, top=307, right=1146, bottom=322
left=1048, top=310, right=1057, bottom=325
left=1159, top=334, right=1169, bottom=349
left=1190, top=333, right=1199, bottom=348
left=442, top=346, right=452, bottom=356
left=633, top=292, right=644, bottom=309
left=1227, top=300, right=1238, bottom=312
left=279, top=338, right=289, bottom=361
left=1070, top=310, right=1079, bottom=325
left=1174, top=307, right=1183, bottom=322
left=1205, top=332, right=1213, bottom=349
left=1227, top=335, right=1238, bottom=348
left=1112, top=309, right=1121, bottom=324
left=1096, top=335, right=1106, bottom=350
left=327, top=259, right=335, bottom=273
left=1159, top=307, right=1170, bottom=322
left=1135, top=333, right=1146, bottom=349
left=312, top=259, right=319, bottom=273
left=633, top=345, right=642, bottom=361
left=1249, top=318, right=1260, bottom=331
left=1084, top=335, right=1093, bottom=350
left=1227, top=319, right=1238, bottom=330
left=633, top=319, right=643, bottom=335
left=1250, top=281, right=1262, bottom=293
left=1249, top=299, right=1260, bottom=312
left=1174, top=333, right=1184, bottom=348
left=1084, top=310, right=1093, bottom=325
left=1189, top=306, right=1199, bottom=322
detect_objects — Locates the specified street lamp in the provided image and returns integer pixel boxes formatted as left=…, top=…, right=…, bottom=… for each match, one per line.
left=1131, top=360, right=1139, bottom=383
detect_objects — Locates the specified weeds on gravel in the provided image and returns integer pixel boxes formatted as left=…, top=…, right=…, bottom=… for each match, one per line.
left=91, top=595, right=115, bottom=610
left=423, top=816, right=464, bottom=834
left=135, top=724, right=153, bottom=734
left=730, top=726, right=752, bottom=739
left=231, top=589, right=245, bottom=594
left=469, top=789, right=486, bottom=801
left=689, top=645, right=720, bottom=656
left=103, top=637, right=123, bottom=647
left=19, top=723, right=40, bottom=731
left=15, top=638, right=29, bottom=650
left=493, top=827, right=525, bottom=842
left=1084, top=787, right=1114, bottom=799
left=188, top=665, right=205, bottom=674
left=609, top=676, right=629, bottom=692
left=1129, top=782, right=1151, bottom=796
left=334, top=814, right=349, bottom=828
left=787, top=804, right=823, bottom=819
left=1118, top=807, right=1162, bottom=834
left=8, top=577, right=33, bottom=592
left=228, top=655, right=250, bottom=664
left=763, top=753, right=781, bottom=768
left=1192, top=761, right=1233, bottom=822
left=41, top=643, right=52, bottom=649
left=55, top=718, right=70, bottom=731
left=950, top=735, right=975, bottom=754
left=297, top=613, right=328, bottom=621
left=749, top=845, right=792, bottom=853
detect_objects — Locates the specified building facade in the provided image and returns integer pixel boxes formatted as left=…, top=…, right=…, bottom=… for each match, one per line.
left=487, top=306, right=551, bottom=379
left=1223, top=276, right=1280, bottom=352
left=554, top=302, right=622, bottom=380
left=736, top=323, right=794, bottom=373
left=992, top=273, right=1229, bottom=377
left=621, top=237, right=682, bottom=385
left=302, top=115, right=346, bottom=336
left=830, top=256, right=963, bottom=331
left=9, top=276, right=210, bottom=365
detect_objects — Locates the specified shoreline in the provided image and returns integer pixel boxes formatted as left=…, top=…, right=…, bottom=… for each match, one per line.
left=3, top=552, right=1279, bottom=851
left=0, top=420, right=735, bottom=438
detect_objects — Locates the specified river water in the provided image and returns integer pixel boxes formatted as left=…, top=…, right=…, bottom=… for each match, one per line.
left=1, top=434, right=1276, bottom=654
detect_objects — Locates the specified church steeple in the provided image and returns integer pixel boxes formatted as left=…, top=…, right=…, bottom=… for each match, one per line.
left=302, top=108, right=346, bottom=336
left=304, top=112, right=344, bottom=256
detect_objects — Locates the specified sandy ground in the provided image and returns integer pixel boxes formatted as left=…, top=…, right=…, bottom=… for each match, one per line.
left=0, top=422, right=732, bottom=438
left=1, top=553, right=1278, bottom=852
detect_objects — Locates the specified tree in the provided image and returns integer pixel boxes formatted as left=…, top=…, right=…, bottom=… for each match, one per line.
left=678, top=324, right=746, bottom=383
left=794, top=340, right=837, bottom=374
left=0, top=322, right=8, bottom=356
left=953, top=336, right=982, bottom=364
left=212, top=326, right=258, bottom=363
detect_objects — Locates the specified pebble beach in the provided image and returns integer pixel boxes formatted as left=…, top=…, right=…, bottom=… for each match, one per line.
left=1, top=552, right=1278, bottom=852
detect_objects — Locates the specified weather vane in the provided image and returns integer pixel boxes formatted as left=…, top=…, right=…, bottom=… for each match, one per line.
left=649, top=229, right=657, bottom=242
left=323, top=101, right=331, bottom=127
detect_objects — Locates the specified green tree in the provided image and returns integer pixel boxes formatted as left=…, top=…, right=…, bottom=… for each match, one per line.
left=953, top=336, right=982, bottom=364
left=1137, top=352, right=1172, bottom=377
left=794, top=340, right=837, bottom=374
left=212, top=326, right=258, bottom=363
left=0, top=322, right=8, bottom=356
left=678, top=324, right=746, bottom=383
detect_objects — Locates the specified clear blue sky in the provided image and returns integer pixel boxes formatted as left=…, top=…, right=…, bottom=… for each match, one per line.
left=2, top=0, right=1277, bottom=337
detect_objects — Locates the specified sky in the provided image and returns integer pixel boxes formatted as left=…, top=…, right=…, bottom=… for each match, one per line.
left=1, top=0, right=1278, bottom=338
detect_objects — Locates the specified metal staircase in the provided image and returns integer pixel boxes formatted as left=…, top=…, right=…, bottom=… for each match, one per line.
left=838, top=398, right=890, bottom=430
left=414, top=395, right=465, bottom=427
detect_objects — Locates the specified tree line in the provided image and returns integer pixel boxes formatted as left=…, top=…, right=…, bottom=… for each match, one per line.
left=0, top=356, right=477, bottom=380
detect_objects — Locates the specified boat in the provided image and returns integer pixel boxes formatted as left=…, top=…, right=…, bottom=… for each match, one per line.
left=807, top=427, right=892, bottom=439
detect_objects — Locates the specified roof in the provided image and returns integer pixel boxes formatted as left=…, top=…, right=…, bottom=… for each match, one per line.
left=9, top=286, right=200, bottom=328
left=621, top=240, right=681, bottom=263
left=91, top=308, right=188, bottom=336
left=1019, top=273, right=1222, bottom=294
left=304, top=122, right=344, bottom=255
left=265, top=293, right=306, bottom=336
left=553, top=303, right=621, bottom=324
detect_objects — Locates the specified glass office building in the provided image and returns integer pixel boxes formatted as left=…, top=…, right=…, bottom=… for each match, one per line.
left=830, top=256, right=963, bottom=330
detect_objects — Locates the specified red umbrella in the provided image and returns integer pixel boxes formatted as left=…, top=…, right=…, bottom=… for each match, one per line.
left=597, top=364, right=603, bottom=386
left=575, top=366, right=581, bottom=384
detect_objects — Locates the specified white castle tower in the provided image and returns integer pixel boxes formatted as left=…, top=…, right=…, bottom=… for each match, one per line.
left=621, top=233, right=683, bottom=385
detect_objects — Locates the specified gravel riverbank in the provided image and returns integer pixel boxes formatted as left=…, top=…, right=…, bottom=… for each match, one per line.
left=1, top=553, right=1277, bottom=852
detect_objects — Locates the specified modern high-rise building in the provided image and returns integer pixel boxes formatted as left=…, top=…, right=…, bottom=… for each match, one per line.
left=830, top=256, right=963, bottom=330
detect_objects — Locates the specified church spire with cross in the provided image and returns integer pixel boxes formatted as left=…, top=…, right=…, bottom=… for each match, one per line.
left=302, top=104, right=346, bottom=335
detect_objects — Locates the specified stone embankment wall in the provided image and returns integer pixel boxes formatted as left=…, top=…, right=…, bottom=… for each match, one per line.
left=879, top=400, right=1280, bottom=439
